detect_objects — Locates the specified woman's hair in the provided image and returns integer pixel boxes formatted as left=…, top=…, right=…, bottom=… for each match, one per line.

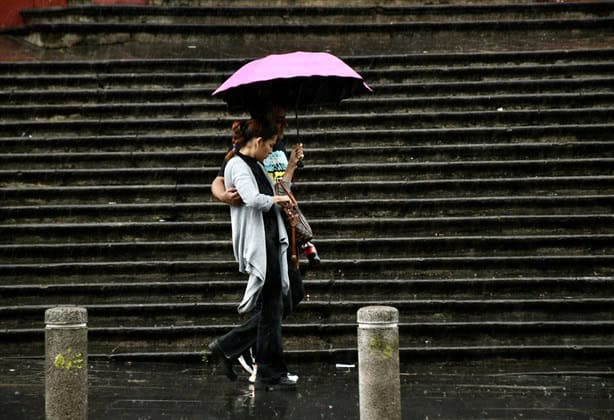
left=224, top=118, right=277, bottom=161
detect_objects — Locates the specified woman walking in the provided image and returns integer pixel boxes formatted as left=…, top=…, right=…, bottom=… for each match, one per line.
left=208, top=118, right=297, bottom=389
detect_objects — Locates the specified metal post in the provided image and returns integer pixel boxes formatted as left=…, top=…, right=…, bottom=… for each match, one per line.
left=357, top=306, right=401, bottom=420
left=45, top=307, right=88, bottom=420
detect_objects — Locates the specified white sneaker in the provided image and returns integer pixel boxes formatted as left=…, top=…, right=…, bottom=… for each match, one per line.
left=249, top=364, right=257, bottom=384
left=237, top=354, right=254, bottom=376
left=248, top=365, right=298, bottom=384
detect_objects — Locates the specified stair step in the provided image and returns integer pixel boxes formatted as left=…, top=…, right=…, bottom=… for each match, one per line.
left=2, top=62, right=613, bottom=86
left=3, top=193, right=613, bottom=223
left=374, top=78, right=614, bottom=96
left=0, top=73, right=225, bottom=89
left=0, top=88, right=216, bottom=104
left=1, top=277, right=612, bottom=304
left=20, top=3, right=614, bottom=25
left=4, top=214, right=614, bottom=243
left=9, top=18, right=614, bottom=38
left=1, top=234, right=612, bottom=263
left=2, top=142, right=613, bottom=170
left=2, top=299, right=613, bottom=327
left=3, top=88, right=614, bottom=108
left=3, top=48, right=614, bottom=73
left=1, top=255, right=613, bottom=281
left=1, top=158, right=611, bottom=186
left=5, top=16, right=612, bottom=52
left=0, top=78, right=614, bottom=102
left=0, top=102, right=227, bottom=119
left=2, top=320, right=613, bottom=356
left=1, top=109, right=612, bottom=137
left=3, top=94, right=614, bottom=119
left=2, top=78, right=613, bottom=101
left=1, top=124, right=611, bottom=151
left=2, top=22, right=611, bottom=55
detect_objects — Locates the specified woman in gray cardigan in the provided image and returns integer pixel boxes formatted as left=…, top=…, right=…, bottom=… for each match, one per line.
left=208, top=118, right=297, bottom=389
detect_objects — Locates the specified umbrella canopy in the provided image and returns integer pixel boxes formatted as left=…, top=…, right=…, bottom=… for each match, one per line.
left=212, top=51, right=372, bottom=113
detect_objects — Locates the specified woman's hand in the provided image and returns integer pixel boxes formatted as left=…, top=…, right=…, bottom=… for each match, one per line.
left=273, top=195, right=292, bottom=205
left=284, top=143, right=304, bottom=182
left=288, top=143, right=304, bottom=168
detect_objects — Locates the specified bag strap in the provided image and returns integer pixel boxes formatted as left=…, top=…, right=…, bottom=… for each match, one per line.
left=276, top=179, right=298, bottom=206
left=276, top=179, right=300, bottom=269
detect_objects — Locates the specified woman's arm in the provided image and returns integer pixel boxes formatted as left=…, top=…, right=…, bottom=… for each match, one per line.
left=227, top=161, right=288, bottom=211
left=282, top=143, right=304, bottom=184
left=233, top=170, right=273, bottom=210
left=227, top=160, right=291, bottom=210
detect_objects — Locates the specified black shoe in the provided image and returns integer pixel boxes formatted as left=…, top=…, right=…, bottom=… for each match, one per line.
left=207, top=341, right=237, bottom=382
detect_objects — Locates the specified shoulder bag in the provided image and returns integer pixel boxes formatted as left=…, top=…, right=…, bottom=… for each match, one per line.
left=276, top=179, right=313, bottom=269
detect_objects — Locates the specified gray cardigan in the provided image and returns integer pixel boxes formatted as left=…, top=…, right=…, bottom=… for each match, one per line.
left=224, top=156, right=290, bottom=313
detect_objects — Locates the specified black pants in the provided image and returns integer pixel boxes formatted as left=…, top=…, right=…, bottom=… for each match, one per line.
left=216, top=240, right=303, bottom=381
left=253, top=236, right=285, bottom=381
left=215, top=263, right=303, bottom=355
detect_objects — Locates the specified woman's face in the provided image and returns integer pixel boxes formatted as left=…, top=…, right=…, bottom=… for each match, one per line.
left=255, top=137, right=277, bottom=162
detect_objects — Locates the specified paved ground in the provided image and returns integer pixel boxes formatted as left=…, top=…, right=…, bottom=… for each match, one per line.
left=2, top=357, right=613, bottom=419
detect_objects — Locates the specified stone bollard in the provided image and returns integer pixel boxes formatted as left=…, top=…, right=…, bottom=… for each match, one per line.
left=45, top=307, right=88, bottom=420
left=357, top=306, right=401, bottom=420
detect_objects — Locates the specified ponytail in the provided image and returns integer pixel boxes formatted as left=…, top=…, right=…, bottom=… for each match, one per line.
left=224, top=120, right=245, bottom=161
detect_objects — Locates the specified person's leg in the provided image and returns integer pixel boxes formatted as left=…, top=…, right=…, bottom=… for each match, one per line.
left=216, top=268, right=301, bottom=380
left=282, top=242, right=305, bottom=317
left=255, top=278, right=284, bottom=382
left=244, top=261, right=303, bottom=384
left=215, top=312, right=260, bottom=359
left=209, top=287, right=262, bottom=381
left=285, top=263, right=305, bottom=318
left=247, top=252, right=303, bottom=382
left=255, top=238, right=286, bottom=384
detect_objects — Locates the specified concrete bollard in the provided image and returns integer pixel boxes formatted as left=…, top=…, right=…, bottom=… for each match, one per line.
left=357, top=306, right=401, bottom=420
left=45, top=306, right=88, bottom=420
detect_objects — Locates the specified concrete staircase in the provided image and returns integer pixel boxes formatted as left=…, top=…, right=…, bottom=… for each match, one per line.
left=1, top=2, right=614, bottom=363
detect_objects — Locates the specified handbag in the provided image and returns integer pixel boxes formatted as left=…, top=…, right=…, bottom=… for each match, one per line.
left=276, top=179, right=313, bottom=269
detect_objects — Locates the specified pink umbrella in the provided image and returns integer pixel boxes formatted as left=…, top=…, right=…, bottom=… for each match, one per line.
left=212, top=51, right=372, bottom=113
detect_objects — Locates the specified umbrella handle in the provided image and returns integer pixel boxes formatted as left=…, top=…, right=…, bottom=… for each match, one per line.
left=294, top=108, right=304, bottom=168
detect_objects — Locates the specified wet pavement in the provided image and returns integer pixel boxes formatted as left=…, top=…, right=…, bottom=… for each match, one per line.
left=2, top=357, right=614, bottom=419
